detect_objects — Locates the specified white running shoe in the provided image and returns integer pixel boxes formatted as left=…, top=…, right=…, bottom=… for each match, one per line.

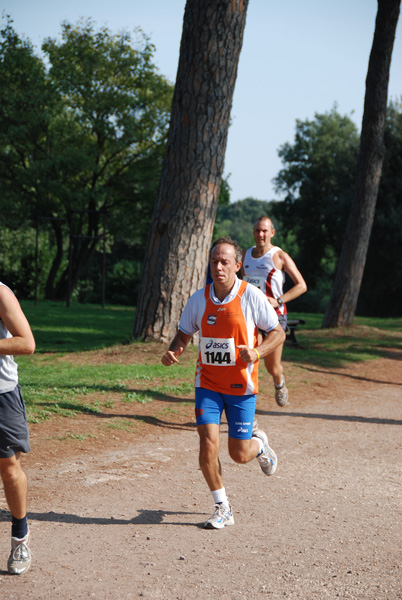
left=204, top=504, right=234, bottom=529
left=275, top=378, right=289, bottom=406
left=253, top=429, right=278, bottom=476
left=252, top=417, right=258, bottom=433
left=8, top=530, right=31, bottom=575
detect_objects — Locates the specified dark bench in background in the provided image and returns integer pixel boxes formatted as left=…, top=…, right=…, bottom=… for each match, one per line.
left=286, top=318, right=306, bottom=346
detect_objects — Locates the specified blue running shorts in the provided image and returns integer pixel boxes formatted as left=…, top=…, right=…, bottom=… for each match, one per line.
left=195, top=387, right=257, bottom=439
left=0, top=385, right=30, bottom=458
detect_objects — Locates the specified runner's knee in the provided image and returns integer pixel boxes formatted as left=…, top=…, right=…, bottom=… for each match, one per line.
left=199, top=435, right=219, bottom=462
left=228, top=440, right=251, bottom=464
left=0, top=459, right=22, bottom=485
left=229, top=447, right=249, bottom=464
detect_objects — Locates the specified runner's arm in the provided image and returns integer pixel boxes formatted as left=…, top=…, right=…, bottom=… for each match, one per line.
left=161, top=330, right=193, bottom=366
left=273, top=250, right=307, bottom=306
left=237, top=324, right=285, bottom=364
left=0, top=286, right=35, bottom=356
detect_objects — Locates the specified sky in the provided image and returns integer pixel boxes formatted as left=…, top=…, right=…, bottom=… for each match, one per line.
left=2, top=0, right=402, bottom=203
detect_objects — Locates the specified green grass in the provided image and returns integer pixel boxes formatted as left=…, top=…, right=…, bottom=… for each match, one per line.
left=21, top=300, right=135, bottom=352
left=17, top=302, right=195, bottom=423
left=18, top=358, right=195, bottom=423
left=284, top=312, right=402, bottom=368
left=14, top=302, right=402, bottom=424
left=289, top=312, right=402, bottom=333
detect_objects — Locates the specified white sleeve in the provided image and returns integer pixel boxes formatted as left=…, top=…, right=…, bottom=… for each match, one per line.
left=178, top=288, right=206, bottom=335
left=244, top=284, right=279, bottom=332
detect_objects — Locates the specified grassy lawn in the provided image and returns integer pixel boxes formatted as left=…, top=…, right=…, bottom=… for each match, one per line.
left=17, top=302, right=402, bottom=425
left=21, top=300, right=135, bottom=352
left=19, top=301, right=196, bottom=424
left=283, top=312, right=402, bottom=367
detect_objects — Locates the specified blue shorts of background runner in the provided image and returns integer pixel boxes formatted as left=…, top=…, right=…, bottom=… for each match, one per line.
left=195, top=387, right=256, bottom=440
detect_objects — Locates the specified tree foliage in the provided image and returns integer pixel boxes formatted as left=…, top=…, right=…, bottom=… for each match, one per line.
left=273, top=108, right=360, bottom=290
left=256, top=101, right=402, bottom=315
left=1, top=15, right=401, bottom=318
left=0, top=17, right=173, bottom=301
left=0, top=20, right=53, bottom=226
left=214, top=197, right=275, bottom=248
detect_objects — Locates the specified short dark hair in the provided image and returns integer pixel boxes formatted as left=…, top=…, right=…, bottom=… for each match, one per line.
left=254, top=216, right=275, bottom=230
left=209, top=236, right=243, bottom=263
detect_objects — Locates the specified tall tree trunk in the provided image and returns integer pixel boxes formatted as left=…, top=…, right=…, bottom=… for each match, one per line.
left=322, top=0, right=400, bottom=328
left=133, top=0, right=249, bottom=342
left=55, top=237, right=100, bottom=301
left=45, top=220, right=65, bottom=300
left=55, top=209, right=102, bottom=301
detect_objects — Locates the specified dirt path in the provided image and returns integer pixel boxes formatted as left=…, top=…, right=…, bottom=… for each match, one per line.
left=0, top=354, right=401, bottom=599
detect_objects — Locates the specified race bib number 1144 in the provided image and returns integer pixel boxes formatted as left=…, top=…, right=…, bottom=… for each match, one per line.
left=200, top=337, right=236, bottom=366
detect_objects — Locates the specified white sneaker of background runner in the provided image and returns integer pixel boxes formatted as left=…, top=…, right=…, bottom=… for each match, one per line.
left=275, top=377, right=289, bottom=406
left=8, top=530, right=31, bottom=575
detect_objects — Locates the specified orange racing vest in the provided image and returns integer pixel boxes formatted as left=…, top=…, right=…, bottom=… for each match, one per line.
left=195, top=280, right=259, bottom=395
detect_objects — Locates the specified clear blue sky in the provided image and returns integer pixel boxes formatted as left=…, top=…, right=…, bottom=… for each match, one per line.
left=3, top=0, right=401, bottom=202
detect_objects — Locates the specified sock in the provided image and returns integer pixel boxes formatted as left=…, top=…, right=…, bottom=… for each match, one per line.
left=211, top=487, right=229, bottom=507
left=255, top=437, right=264, bottom=456
left=274, top=376, right=285, bottom=389
left=11, top=515, right=28, bottom=539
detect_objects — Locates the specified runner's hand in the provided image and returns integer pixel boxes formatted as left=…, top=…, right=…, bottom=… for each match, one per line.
left=236, top=345, right=258, bottom=364
left=161, top=347, right=184, bottom=366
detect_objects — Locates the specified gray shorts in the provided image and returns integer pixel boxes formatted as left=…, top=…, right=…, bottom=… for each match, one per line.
left=260, top=314, right=287, bottom=338
left=278, top=314, right=288, bottom=332
left=0, top=385, right=30, bottom=458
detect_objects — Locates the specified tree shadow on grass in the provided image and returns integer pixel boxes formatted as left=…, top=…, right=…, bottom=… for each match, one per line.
left=29, top=397, right=196, bottom=431
left=95, top=413, right=196, bottom=431
left=298, top=364, right=402, bottom=386
left=26, top=383, right=192, bottom=401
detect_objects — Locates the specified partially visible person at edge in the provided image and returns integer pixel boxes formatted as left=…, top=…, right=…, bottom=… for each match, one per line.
left=242, top=216, right=307, bottom=407
left=161, top=237, right=285, bottom=529
left=0, top=282, right=35, bottom=574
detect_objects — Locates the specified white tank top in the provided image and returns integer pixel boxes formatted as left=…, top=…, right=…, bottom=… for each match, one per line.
left=0, top=282, right=19, bottom=393
left=242, top=246, right=286, bottom=316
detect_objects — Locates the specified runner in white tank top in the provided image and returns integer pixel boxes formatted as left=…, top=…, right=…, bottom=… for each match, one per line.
left=242, top=217, right=307, bottom=407
left=242, top=246, right=286, bottom=317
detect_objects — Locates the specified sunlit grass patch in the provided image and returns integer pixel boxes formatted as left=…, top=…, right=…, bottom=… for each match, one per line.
left=68, top=432, right=98, bottom=441
left=156, top=382, right=194, bottom=396
left=106, top=418, right=141, bottom=432
left=284, top=314, right=402, bottom=368
left=123, top=391, right=153, bottom=404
